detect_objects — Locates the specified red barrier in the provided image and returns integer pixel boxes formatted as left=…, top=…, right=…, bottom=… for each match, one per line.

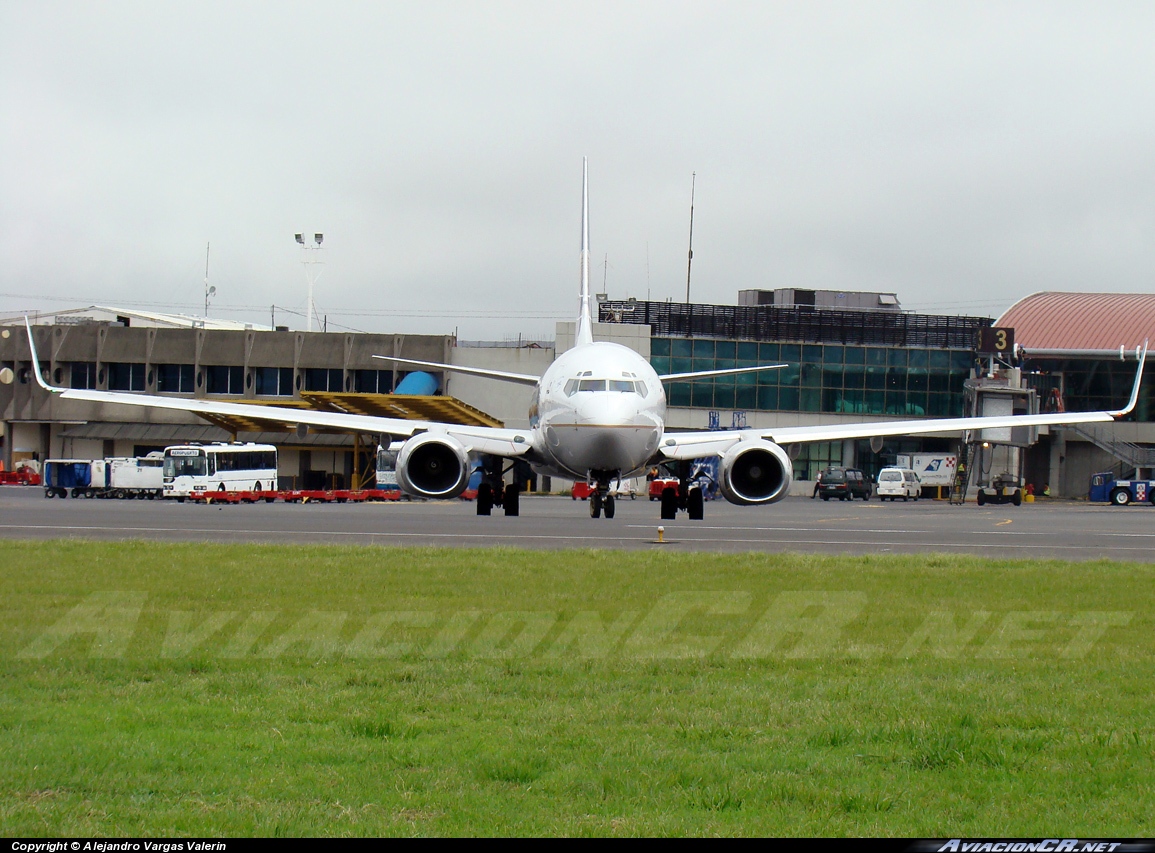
left=189, top=489, right=402, bottom=504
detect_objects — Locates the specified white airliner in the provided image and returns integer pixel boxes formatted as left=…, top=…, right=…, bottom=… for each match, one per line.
left=24, top=161, right=1147, bottom=520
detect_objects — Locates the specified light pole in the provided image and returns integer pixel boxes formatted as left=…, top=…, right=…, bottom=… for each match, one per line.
left=295, top=232, right=324, bottom=332
left=203, top=242, right=215, bottom=318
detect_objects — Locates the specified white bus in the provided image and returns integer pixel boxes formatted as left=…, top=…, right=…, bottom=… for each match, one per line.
left=163, top=442, right=278, bottom=498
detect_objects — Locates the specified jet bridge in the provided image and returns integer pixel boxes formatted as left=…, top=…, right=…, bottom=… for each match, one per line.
left=958, top=368, right=1039, bottom=506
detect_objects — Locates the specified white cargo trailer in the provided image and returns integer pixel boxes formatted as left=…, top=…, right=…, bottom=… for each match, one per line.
left=106, top=453, right=164, bottom=498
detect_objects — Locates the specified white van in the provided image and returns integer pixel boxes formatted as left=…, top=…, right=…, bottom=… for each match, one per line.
left=876, top=467, right=921, bottom=501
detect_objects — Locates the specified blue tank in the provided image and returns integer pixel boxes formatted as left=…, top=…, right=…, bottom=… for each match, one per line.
left=394, top=370, right=439, bottom=396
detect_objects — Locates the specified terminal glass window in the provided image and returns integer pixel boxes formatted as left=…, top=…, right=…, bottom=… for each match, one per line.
left=651, top=338, right=971, bottom=419
left=70, top=362, right=97, bottom=390
left=793, top=441, right=841, bottom=481
left=207, top=365, right=244, bottom=395
left=354, top=369, right=392, bottom=394
left=157, top=364, right=194, bottom=393
left=255, top=367, right=294, bottom=396
left=304, top=367, right=343, bottom=392
left=107, top=362, right=145, bottom=391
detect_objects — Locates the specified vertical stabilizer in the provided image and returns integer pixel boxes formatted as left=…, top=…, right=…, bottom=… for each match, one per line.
left=575, top=158, right=594, bottom=346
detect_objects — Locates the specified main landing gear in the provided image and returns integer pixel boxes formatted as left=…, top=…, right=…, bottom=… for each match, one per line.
left=658, top=461, right=705, bottom=521
left=475, top=456, right=520, bottom=517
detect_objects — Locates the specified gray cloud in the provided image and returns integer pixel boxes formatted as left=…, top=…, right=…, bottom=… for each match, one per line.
left=4, top=1, right=1155, bottom=337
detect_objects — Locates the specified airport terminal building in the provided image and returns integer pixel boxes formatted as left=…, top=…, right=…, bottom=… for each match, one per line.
left=3, top=290, right=1153, bottom=497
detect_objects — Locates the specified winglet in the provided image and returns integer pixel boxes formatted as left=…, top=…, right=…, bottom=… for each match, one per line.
left=1109, top=339, right=1148, bottom=417
left=24, top=317, right=61, bottom=394
left=574, top=158, right=594, bottom=347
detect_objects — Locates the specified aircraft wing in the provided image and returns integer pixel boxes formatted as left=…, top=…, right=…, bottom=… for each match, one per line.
left=372, top=355, right=541, bottom=386
left=659, top=344, right=1147, bottom=461
left=658, top=364, right=787, bottom=381
left=25, top=322, right=535, bottom=459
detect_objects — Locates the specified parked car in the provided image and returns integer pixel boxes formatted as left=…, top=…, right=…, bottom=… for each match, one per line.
left=817, top=467, right=872, bottom=501
left=876, top=467, right=921, bottom=501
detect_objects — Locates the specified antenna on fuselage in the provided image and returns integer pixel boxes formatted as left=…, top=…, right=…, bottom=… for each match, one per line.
left=575, top=158, right=594, bottom=347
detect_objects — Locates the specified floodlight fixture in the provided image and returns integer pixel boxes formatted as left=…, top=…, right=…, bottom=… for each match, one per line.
left=295, top=234, right=304, bottom=244
left=314, top=233, right=323, bottom=245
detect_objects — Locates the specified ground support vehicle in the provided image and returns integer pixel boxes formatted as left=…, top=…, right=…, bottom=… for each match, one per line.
left=818, top=467, right=872, bottom=501
left=42, top=459, right=93, bottom=498
left=611, top=477, right=644, bottom=500
left=974, top=475, right=1023, bottom=506
left=163, top=442, right=278, bottom=499
left=101, top=455, right=164, bottom=499
left=876, top=467, right=921, bottom=501
left=1089, top=472, right=1155, bottom=506
left=0, top=468, right=41, bottom=486
left=42, top=453, right=167, bottom=499
left=647, top=477, right=680, bottom=500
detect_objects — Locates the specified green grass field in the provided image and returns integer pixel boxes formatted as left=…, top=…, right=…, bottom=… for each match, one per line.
left=1, top=539, right=1153, bottom=836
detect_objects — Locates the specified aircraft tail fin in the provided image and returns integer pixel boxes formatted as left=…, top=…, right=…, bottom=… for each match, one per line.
left=574, top=158, right=594, bottom=347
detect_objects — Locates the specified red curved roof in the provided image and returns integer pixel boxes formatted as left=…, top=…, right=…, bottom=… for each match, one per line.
left=996, top=292, right=1155, bottom=351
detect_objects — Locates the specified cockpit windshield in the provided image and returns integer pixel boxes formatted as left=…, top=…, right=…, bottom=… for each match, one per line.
left=564, top=377, right=648, bottom=396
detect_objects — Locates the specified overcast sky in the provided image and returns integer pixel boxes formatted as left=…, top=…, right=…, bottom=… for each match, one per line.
left=3, top=1, right=1155, bottom=339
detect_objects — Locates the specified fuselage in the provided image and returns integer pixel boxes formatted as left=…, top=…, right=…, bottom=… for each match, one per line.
left=529, top=341, right=666, bottom=480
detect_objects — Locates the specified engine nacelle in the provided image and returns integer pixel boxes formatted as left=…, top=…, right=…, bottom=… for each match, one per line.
left=395, top=433, right=471, bottom=499
left=718, top=439, right=793, bottom=506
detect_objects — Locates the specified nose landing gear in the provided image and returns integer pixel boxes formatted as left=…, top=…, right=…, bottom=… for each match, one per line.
left=586, top=470, right=617, bottom=519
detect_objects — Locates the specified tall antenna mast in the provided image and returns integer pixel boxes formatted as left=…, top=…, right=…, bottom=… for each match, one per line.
left=685, top=172, right=696, bottom=305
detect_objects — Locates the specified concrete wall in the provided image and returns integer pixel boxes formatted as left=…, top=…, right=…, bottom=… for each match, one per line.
left=556, top=321, right=650, bottom=356
left=448, top=346, right=555, bottom=429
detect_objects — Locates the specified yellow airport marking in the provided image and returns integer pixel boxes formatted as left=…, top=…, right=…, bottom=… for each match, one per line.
left=996, top=519, right=1013, bottom=526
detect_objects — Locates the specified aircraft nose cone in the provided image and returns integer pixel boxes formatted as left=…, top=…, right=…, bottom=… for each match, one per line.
left=573, top=393, right=636, bottom=425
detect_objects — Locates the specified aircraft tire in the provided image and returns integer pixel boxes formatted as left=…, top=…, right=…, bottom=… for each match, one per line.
left=603, top=495, right=615, bottom=519
left=504, top=484, right=520, bottom=517
left=687, top=487, right=704, bottom=520
left=477, top=483, right=493, bottom=515
left=590, top=491, right=602, bottom=519
left=659, top=486, right=677, bottom=520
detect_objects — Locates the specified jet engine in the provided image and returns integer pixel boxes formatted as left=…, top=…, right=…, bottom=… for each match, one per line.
left=718, top=439, right=793, bottom=505
left=394, top=432, right=471, bottom=499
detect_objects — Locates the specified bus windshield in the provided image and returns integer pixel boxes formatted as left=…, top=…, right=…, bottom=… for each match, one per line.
left=164, top=453, right=207, bottom=478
